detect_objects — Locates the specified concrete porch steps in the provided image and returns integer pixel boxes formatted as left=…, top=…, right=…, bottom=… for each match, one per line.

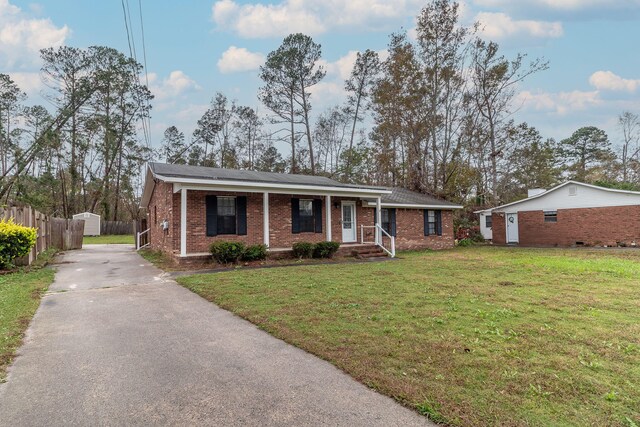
left=337, top=244, right=387, bottom=258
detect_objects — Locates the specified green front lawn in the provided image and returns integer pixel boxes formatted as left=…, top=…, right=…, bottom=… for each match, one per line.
left=83, top=234, right=134, bottom=245
left=177, top=247, right=640, bottom=426
left=0, top=250, right=56, bottom=381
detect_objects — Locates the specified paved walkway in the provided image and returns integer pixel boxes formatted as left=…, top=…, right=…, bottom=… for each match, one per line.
left=0, top=245, right=433, bottom=426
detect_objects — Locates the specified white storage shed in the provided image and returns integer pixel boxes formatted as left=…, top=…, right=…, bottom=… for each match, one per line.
left=73, top=212, right=101, bottom=236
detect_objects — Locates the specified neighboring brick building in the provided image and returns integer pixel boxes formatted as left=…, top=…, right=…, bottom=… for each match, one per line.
left=477, top=181, right=640, bottom=247
left=140, top=163, right=462, bottom=260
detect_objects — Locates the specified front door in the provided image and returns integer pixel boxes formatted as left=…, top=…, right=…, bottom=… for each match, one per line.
left=341, top=201, right=357, bottom=242
left=506, top=213, right=519, bottom=243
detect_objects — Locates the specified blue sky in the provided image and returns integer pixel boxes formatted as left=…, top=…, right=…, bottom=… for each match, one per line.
left=2, top=0, right=640, bottom=152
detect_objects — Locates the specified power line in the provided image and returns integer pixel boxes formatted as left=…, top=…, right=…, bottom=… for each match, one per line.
left=138, top=0, right=152, bottom=150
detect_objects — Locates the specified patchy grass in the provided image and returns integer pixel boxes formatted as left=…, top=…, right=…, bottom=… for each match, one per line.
left=138, top=249, right=181, bottom=271
left=0, top=249, right=57, bottom=381
left=83, top=234, right=134, bottom=245
left=177, top=247, right=640, bottom=426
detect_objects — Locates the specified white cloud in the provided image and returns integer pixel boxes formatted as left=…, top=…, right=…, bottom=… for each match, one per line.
left=0, top=0, right=70, bottom=69
left=217, top=46, right=264, bottom=74
left=8, top=71, right=42, bottom=95
left=470, top=0, right=640, bottom=20
left=474, top=0, right=636, bottom=12
left=475, top=12, right=563, bottom=40
left=148, top=70, right=201, bottom=101
left=516, top=89, right=601, bottom=115
left=589, top=71, right=640, bottom=93
left=211, top=0, right=424, bottom=38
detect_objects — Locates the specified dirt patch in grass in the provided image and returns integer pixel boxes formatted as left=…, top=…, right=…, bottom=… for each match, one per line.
left=178, top=246, right=640, bottom=426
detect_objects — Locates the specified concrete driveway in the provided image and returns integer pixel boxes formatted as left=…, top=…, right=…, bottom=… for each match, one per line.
left=0, top=245, right=433, bottom=426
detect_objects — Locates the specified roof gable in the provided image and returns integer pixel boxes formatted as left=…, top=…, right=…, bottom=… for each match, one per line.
left=486, top=181, right=640, bottom=213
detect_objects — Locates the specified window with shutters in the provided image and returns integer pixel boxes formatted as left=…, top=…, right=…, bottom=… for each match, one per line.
left=217, top=197, right=237, bottom=234
left=426, top=210, right=437, bottom=235
left=381, top=208, right=391, bottom=234
left=299, top=199, right=314, bottom=232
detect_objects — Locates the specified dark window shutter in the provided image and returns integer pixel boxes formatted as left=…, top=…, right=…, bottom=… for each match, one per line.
left=236, top=196, right=247, bottom=235
left=390, top=208, right=397, bottom=237
left=291, top=198, right=300, bottom=234
left=436, top=210, right=442, bottom=236
left=373, top=208, right=377, bottom=226
left=313, top=199, right=322, bottom=233
left=206, top=195, right=218, bottom=237
left=423, top=209, right=428, bottom=236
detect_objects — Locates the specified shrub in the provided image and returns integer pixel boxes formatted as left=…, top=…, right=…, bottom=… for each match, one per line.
left=457, top=238, right=474, bottom=247
left=0, top=218, right=37, bottom=269
left=241, top=244, right=268, bottom=261
left=292, top=242, right=315, bottom=259
left=313, top=241, right=340, bottom=259
left=209, top=241, right=246, bottom=264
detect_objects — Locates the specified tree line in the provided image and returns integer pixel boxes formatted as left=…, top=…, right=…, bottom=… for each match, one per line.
left=2, top=0, right=639, bottom=222
left=161, top=0, right=639, bottom=209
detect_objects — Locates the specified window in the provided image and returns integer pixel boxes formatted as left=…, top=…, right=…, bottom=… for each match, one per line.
left=217, top=197, right=237, bottom=234
left=544, top=211, right=557, bottom=223
left=485, top=214, right=492, bottom=228
left=381, top=208, right=391, bottom=234
left=298, top=199, right=314, bottom=233
left=427, top=210, right=437, bottom=235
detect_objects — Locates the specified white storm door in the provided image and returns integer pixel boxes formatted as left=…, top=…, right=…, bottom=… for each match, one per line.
left=506, top=213, right=519, bottom=243
left=341, top=201, right=357, bottom=242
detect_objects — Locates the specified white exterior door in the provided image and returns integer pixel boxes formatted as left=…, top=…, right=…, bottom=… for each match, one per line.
left=506, top=213, right=519, bottom=243
left=341, top=201, right=357, bottom=242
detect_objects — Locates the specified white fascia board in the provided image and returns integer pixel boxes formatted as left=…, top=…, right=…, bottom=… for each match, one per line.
left=491, top=180, right=640, bottom=212
left=139, top=165, right=156, bottom=208
left=173, top=183, right=388, bottom=198
left=473, top=208, right=493, bottom=214
left=364, top=201, right=463, bottom=210
left=164, top=175, right=391, bottom=196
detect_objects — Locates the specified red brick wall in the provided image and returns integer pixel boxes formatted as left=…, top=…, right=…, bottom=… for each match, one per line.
left=492, top=212, right=506, bottom=244
left=395, top=208, right=455, bottom=250
left=146, top=180, right=175, bottom=253
left=492, top=206, right=640, bottom=247
left=147, top=187, right=456, bottom=255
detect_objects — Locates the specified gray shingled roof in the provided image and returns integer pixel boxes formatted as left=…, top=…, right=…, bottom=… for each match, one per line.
left=381, top=187, right=460, bottom=207
left=149, top=163, right=386, bottom=191
left=149, top=163, right=458, bottom=208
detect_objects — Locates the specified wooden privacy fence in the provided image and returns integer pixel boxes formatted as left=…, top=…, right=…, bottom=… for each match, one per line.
left=0, top=205, right=87, bottom=266
left=0, top=205, right=51, bottom=266
left=51, top=218, right=85, bottom=251
left=101, top=220, right=135, bottom=235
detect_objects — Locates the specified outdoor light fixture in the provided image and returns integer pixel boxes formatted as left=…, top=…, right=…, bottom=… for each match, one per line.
left=333, top=201, right=339, bottom=209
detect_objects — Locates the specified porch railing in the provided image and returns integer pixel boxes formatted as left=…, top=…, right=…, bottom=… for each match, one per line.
left=360, top=224, right=395, bottom=258
left=136, top=228, right=150, bottom=250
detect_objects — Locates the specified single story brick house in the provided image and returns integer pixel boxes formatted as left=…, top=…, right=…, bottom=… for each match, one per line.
left=476, top=181, right=640, bottom=247
left=140, top=163, right=462, bottom=260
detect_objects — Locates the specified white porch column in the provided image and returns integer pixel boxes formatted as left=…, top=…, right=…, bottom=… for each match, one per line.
left=325, top=195, right=332, bottom=242
left=263, top=192, right=270, bottom=247
left=180, top=188, right=187, bottom=257
left=376, top=196, right=382, bottom=245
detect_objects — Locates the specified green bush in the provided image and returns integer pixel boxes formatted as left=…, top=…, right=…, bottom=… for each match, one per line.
left=209, top=241, right=246, bottom=264
left=241, top=244, right=268, bottom=261
left=457, top=238, right=474, bottom=247
left=0, top=218, right=37, bottom=269
left=313, top=241, right=340, bottom=259
left=292, top=242, right=315, bottom=259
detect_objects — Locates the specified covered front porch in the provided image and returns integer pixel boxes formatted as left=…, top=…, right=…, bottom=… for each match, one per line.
left=171, top=180, right=395, bottom=259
